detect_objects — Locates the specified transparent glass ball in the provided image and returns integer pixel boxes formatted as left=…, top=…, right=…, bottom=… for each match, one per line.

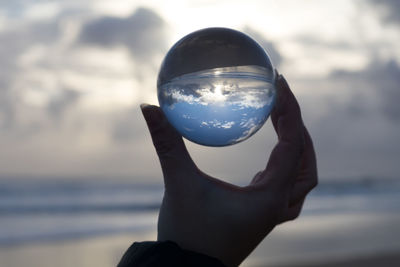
left=157, top=28, right=276, bottom=146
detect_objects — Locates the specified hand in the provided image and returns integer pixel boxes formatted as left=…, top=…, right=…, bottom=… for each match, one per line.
left=140, top=74, right=317, bottom=267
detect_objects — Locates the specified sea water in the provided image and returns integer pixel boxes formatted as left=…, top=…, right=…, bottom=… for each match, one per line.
left=1, top=178, right=399, bottom=245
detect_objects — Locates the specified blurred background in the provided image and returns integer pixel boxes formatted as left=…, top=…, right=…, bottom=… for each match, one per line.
left=0, top=0, right=399, bottom=266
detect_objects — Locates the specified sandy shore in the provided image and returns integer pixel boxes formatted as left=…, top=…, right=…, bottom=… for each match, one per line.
left=0, top=231, right=155, bottom=267
left=1, top=233, right=399, bottom=267
left=270, top=252, right=400, bottom=267
left=1, top=211, right=399, bottom=267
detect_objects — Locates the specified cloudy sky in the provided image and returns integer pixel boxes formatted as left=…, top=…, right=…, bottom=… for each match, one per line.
left=0, top=0, right=399, bottom=183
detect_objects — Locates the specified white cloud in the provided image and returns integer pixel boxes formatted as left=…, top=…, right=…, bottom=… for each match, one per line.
left=0, top=0, right=399, bottom=183
left=234, top=117, right=260, bottom=143
left=221, top=121, right=235, bottom=129
left=0, top=5, right=168, bottom=178
left=159, top=66, right=276, bottom=110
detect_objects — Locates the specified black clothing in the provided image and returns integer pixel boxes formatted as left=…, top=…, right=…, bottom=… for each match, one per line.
left=118, top=240, right=227, bottom=267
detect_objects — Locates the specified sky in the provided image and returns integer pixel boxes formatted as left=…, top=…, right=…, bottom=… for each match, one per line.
left=158, top=65, right=276, bottom=146
left=0, top=0, right=399, bottom=183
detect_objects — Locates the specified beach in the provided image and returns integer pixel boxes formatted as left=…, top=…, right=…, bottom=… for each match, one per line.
left=0, top=232, right=151, bottom=267
left=1, top=178, right=400, bottom=266
left=1, top=240, right=400, bottom=267
left=247, top=210, right=400, bottom=266
left=1, top=211, right=399, bottom=267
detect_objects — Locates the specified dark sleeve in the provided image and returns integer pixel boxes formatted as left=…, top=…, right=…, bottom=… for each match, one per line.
left=117, top=240, right=227, bottom=267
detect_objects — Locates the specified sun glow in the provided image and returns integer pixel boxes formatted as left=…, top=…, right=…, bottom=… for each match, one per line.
left=212, top=84, right=226, bottom=102
left=198, top=84, right=227, bottom=103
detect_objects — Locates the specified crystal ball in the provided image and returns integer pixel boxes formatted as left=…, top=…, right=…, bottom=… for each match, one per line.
left=157, top=28, right=276, bottom=146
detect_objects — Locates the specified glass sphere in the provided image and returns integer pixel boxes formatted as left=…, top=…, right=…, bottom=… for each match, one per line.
left=157, top=28, right=276, bottom=146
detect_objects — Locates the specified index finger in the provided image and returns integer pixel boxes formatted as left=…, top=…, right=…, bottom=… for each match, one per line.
left=287, top=126, right=318, bottom=206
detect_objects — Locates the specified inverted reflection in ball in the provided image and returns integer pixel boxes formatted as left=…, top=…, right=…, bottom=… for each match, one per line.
left=157, top=28, right=276, bottom=146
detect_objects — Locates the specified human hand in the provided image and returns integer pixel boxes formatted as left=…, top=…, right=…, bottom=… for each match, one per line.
left=140, top=74, right=317, bottom=267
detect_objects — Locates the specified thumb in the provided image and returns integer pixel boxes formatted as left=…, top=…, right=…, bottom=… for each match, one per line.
left=140, top=104, right=197, bottom=186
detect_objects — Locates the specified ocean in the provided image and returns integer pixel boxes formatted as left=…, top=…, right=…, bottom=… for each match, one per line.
left=0, top=179, right=162, bottom=245
left=1, top=177, right=400, bottom=265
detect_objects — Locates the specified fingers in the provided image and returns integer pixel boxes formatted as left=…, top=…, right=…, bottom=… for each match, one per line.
left=279, top=197, right=305, bottom=223
left=250, top=171, right=264, bottom=185
left=141, top=104, right=197, bottom=188
left=248, top=74, right=317, bottom=224
left=277, top=128, right=317, bottom=223
left=288, top=127, right=318, bottom=206
left=270, top=74, right=302, bottom=140
left=260, top=75, right=305, bottom=189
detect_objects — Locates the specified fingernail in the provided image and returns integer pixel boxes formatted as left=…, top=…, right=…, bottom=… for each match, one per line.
left=140, top=103, right=150, bottom=109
